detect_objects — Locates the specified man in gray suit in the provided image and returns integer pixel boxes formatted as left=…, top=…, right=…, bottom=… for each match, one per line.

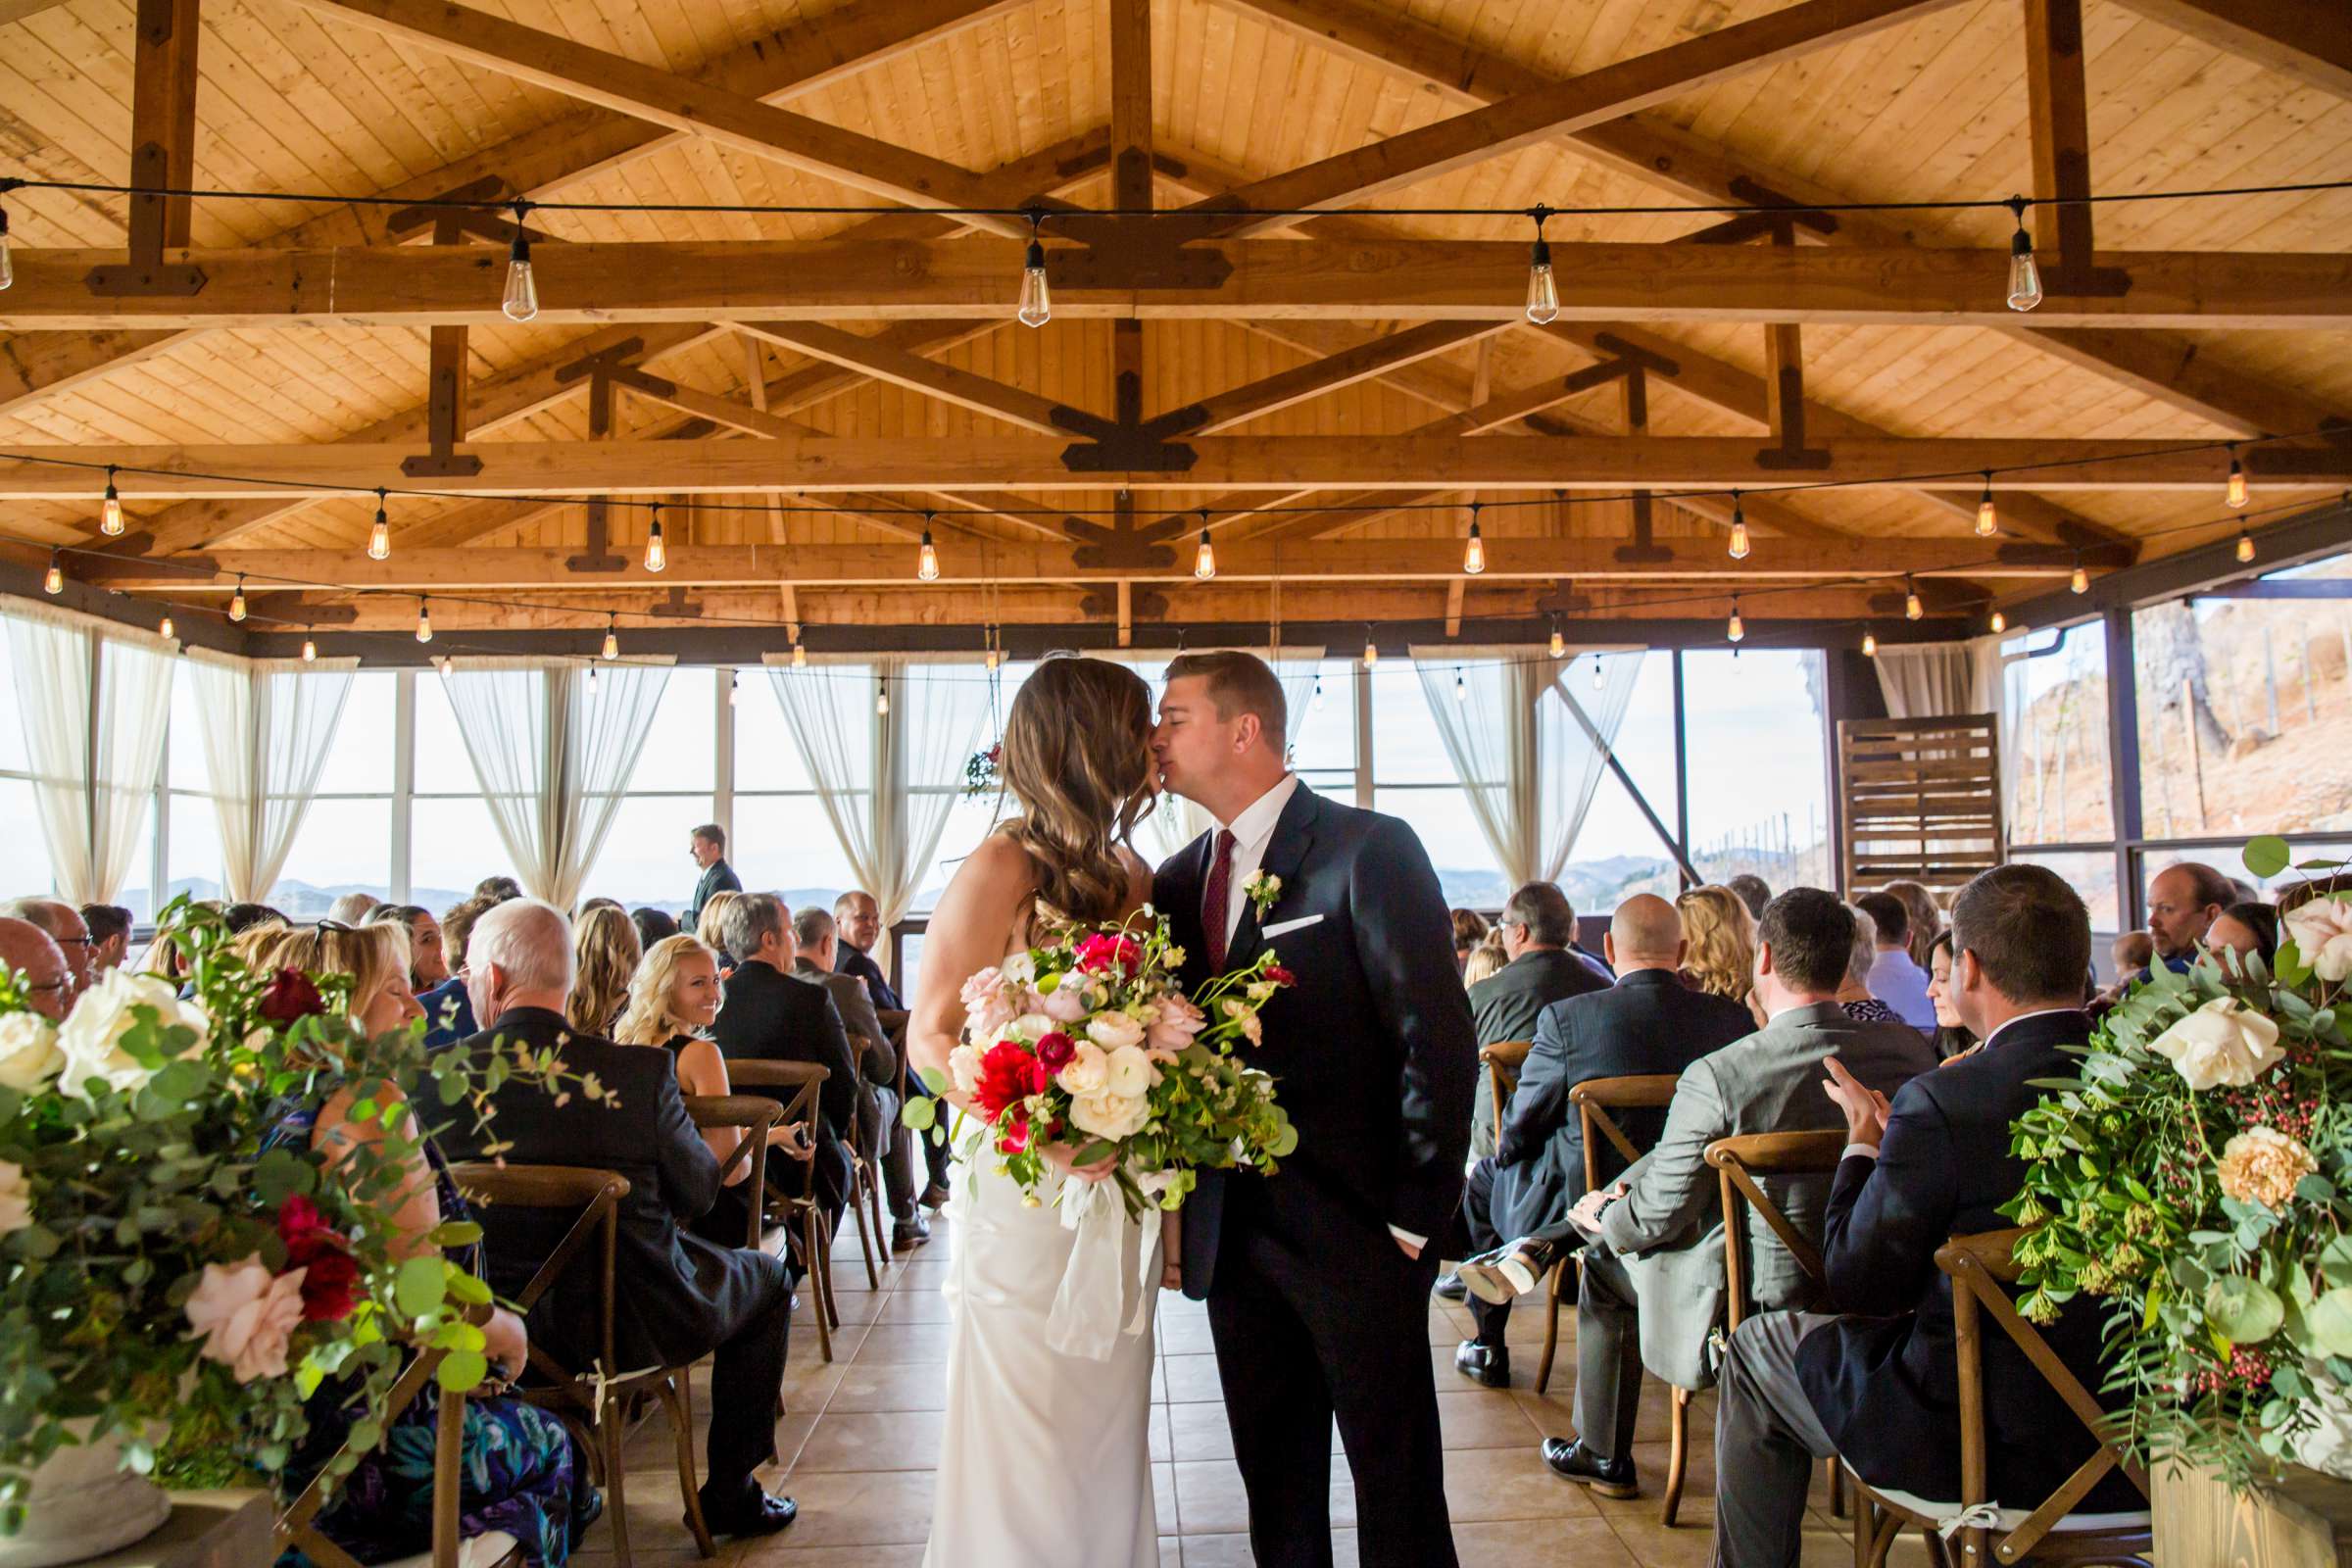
left=1536, top=887, right=1936, bottom=1498
left=1464, top=882, right=1609, bottom=1158
left=788, top=905, right=924, bottom=1249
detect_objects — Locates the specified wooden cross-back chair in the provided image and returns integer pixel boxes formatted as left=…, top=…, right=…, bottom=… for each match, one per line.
left=720, top=1058, right=841, bottom=1360
left=1849, top=1229, right=2153, bottom=1568
left=447, top=1163, right=714, bottom=1566
left=1477, top=1040, right=1535, bottom=1155
left=843, top=1031, right=895, bottom=1272
left=682, top=1093, right=778, bottom=1249
left=1542, top=1073, right=1683, bottom=1400
left=1700, top=1129, right=1850, bottom=1531
left=274, top=1303, right=524, bottom=1568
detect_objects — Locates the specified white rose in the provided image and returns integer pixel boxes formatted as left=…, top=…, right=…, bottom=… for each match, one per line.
left=2148, top=996, right=2285, bottom=1091
left=1006, top=1011, right=1055, bottom=1044
left=947, top=1044, right=984, bottom=1097
left=2285, top=897, right=2352, bottom=982
left=1056, top=1041, right=1109, bottom=1096
left=1002, top=952, right=1037, bottom=985
left=1067, top=1088, right=1150, bottom=1142
left=0, top=1012, right=63, bottom=1094
left=53, top=968, right=210, bottom=1102
left=1103, top=1045, right=1157, bottom=1099
left=0, top=1160, right=29, bottom=1235
left=1085, top=1011, right=1145, bottom=1052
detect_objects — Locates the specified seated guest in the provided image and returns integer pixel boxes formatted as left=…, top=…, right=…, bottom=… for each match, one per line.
left=711, top=894, right=860, bottom=1241
left=1676, top=885, right=1762, bottom=1025
left=222, top=901, right=286, bottom=935
left=631, top=906, right=680, bottom=953
left=433, top=901, right=799, bottom=1540
left=0, top=899, right=93, bottom=1005
left=2208, top=900, right=2279, bottom=974
left=1465, top=882, right=1611, bottom=1162
left=324, top=892, right=380, bottom=925
left=79, top=904, right=132, bottom=975
left=418, top=897, right=488, bottom=1049
left=2108, top=930, right=2152, bottom=990
left=566, top=905, right=641, bottom=1036
left=1725, top=873, right=1772, bottom=923
left=256, top=918, right=592, bottom=1567
left=1881, top=879, right=1941, bottom=973
left=1450, top=908, right=1490, bottom=976
left=615, top=933, right=815, bottom=1247
left=696, top=890, right=742, bottom=972
left=1526, top=888, right=1936, bottom=1496
left=1562, top=897, right=1615, bottom=983
left=2146, top=860, right=2231, bottom=974
left=1855, top=891, right=1936, bottom=1032
left=366, top=903, right=450, bottom=993
left=474, top=875, right=524, bottom=903
left=1461, top=933, right=1507, bottom=988
left=1927, top=932, right=1978, bottom=1061
left=1837, top=903, right=1903, bottom=1026
left=1450, top=896, right=1754, bottom=1381
left=1713, top=865, right=2141, bottom=1565
left=790, top=906, right=924, bottom=1250
left=830, top=890, right=901, bottom=1011
left=685, top=824, right=743, bottom=935
left=0, top=917, right=72, bottom=1020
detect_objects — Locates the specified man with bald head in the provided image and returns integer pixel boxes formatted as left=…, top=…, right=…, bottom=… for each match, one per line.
left=0, top=917, right=73, bottom=1020
left=1449, top=895, right=1756, bottom=1388
left=0, top=899, right=93, bottom=1006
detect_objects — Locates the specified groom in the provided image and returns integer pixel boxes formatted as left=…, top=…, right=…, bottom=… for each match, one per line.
left=1152, top=651, right=1476, bottom=1568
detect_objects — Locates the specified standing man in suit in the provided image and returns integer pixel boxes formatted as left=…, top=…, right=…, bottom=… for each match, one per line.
left=1712, top=864, right=2140, bottom=1566
left=1531, top=888, right=1936, bottom=1498
left=1152, top=650, right=1477, bottom=1568
left=434, top=900, right=799, bottom=1538
left=1450, top=894, right=1753, bottom=1384
left=789, top=905, right=925, bottom=1250
left=685, top=823, right=742, bottom=935
left=1463, top=881, right=1609, bottom=1161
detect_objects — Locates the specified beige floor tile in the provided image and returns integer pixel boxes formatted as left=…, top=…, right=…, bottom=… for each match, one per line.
left=1161, top=1351, right=1228, bottom=1402
left=824, top=1360, right=949, bottom=1413
left=736, top=1545, right=922, bottom=1566
left=1440, top=1445, right=1603, bottom=1522
left=1436, top=1390, right=1545, bottom=1450
left=870, top=1288, right=954, bottom=1324
left=1157, top=1311, right=1219, bottom=1354
left=792, top=1410, right=942, bottom=1472
left=745, top=1469, right=933, bottom=1548
left=854, top=1322, right=953, bottom=1365
left=1171, top=1458, right=1355, bottom=1536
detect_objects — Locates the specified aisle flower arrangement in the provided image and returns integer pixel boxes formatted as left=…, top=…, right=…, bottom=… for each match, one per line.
left=906, top=907, right=1296, bottom=1218
left=2006, top=837, right=2352, bottom=1486
left=0, top=898, right=570, bottom=1532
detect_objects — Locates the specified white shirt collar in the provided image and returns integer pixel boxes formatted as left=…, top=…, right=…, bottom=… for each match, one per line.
left=1217, top=773, right=1301, bottom=857
left=1984, top=1004, right=2082, bottom=1050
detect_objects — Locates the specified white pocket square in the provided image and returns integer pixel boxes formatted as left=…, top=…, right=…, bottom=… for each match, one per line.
left=1260, top=913, right=1324, bottom=939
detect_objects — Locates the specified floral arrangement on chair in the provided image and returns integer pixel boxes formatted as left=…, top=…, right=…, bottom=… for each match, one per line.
left=2006, top=836, right=2352, bottom=1486
left=0, top=897, right=575, bottom=1533
left=962, top=741, right=1004, bottom=799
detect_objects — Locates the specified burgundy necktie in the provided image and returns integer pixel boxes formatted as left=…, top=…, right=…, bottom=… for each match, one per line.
left=1201, top=829, right=1238, bottom=973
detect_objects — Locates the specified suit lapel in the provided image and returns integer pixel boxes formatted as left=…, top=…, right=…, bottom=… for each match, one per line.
left=1222, top=786, right=1319, bottom=975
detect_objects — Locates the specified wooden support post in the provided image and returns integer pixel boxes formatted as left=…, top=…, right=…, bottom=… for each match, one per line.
left=2025, top=0, right=2095, bottom=278
left=1615, top=365, right=1671, bottom=563
left=401, top=197, right=492, bottom=478
left=87, top=0, right=208, bottom=297
left=569, top=361, right=627, bottom=572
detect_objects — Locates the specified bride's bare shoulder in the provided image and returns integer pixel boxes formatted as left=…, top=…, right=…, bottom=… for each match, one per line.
left=940, top=829, right=1038, bottom=908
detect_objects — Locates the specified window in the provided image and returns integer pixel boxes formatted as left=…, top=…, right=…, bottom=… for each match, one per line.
left=275, top=670, right=398, bottom=909
left=1371, top=662, right=1506, bottom=907
left=0, top=630, right=50, bottom=899
left=2010, top=849, right=2121, bottom=936
left=576, top=668, right=715, bottom=910
left=1680, top=649, right=1831, bottom=893
left=915, top=662, right=1031, bottom=911
left=733, top=667, right=852, bottom=911
left=1558, top=650, right=1682, bottom=908
left=2003, top=622, right=2113, bottom=846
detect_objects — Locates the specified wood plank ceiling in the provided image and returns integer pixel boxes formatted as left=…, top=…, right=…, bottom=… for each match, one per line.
left=0, top=0, right=2345, bottom=647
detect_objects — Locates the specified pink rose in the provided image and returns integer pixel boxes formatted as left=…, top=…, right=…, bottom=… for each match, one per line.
left=1040, top=982, right=1091, bottom=1023
left=958, top=966, right=1020, bottom=1039
left=184, top=1254, right=308, bottom=1383
left=1146, top=994, right=1206, bottom=1054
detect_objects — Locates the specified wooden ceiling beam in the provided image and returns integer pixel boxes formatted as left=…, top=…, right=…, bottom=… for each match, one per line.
left=281, top=0, right=1031, bottom=236
left=2106, top=0, right=2352, bottom=99
left=1162, top=320, right=1508, bottom=433
left=737, top=319, right=1079, bottom=434
left=7, top=239, right=2342, bottom=329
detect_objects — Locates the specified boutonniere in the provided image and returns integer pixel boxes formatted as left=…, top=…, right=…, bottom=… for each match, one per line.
left=1242, top=870, right=1281, bottom=918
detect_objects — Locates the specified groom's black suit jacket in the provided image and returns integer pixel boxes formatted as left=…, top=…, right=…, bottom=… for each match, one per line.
left=1157, top=783, right=1478, bottom=1298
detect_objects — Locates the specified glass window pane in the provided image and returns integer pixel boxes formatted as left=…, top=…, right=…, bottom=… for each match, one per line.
left=312, top=671, right=398, bottom=798
left=915, top=788, right=1016, bottom=913
left=1372, top=663, right=1456, bottom=785
left=1290, top=665, right=1354, bottom=773
left=0, top=780, right=53, bottom=897
left=577, top=795, right=714, bottom=912
left=167, top=791, right=225, bottom=905
left=734, top=676, right=815, bottom=793
left=2134, top=554, right=2352, bottom=839
left=1373, top=785, right=1505, bottom=907
left=1555, top=651, right=1682, bottom=911
left=731, top=794, right=858, bottom=906
left=2004, top=623, right=2112, bottom=845
left=628, top=670, right=715, bottom=793
left=274, top=799, right=393, bottom=915
left=1682, top=649, right=1831, bottom=891
left=2009, top=849, right=2121, bottom=938
left=411, top=796, right=518, bottom=911
left=413, top=675, right=479, bottom=798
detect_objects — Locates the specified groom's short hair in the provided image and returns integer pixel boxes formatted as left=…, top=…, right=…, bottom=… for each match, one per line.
left=1163, top=651, right=1287, bottom=750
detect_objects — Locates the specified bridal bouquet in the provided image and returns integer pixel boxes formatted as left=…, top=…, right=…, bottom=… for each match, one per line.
left=905, top=907, right=1298, bottom=1219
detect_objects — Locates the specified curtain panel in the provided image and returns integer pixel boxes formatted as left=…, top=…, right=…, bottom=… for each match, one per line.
left=184, top=652, right=359, bottom=904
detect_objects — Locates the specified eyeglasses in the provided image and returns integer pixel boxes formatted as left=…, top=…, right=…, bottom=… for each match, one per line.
left=24, top=977, right=68, bottom=995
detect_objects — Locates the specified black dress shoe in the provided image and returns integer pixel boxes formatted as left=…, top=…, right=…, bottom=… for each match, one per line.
left=1433, top=1270, right=1468, bottom=1301
left=1452, top=1340, right=1510, bottom=1389
left=920, top=1180, right=952, bottom=1209
left=893, top=1213, right=932, bottom=1248
left=1542, top=1437, right=1637, bottom=1498
left=698, top=1486, right=799, bottom=1537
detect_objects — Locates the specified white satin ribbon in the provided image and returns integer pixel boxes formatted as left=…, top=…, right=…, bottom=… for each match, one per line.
left=1935, top=1502, right=2002, bottom=1539
left=1045, top=1177, right=1160, bottom=1362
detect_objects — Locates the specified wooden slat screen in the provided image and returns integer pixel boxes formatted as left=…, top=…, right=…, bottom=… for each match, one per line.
left=1838, top=712, right=2004, bottom=894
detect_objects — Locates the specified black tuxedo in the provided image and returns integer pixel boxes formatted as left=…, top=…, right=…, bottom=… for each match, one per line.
left=1157, top=781, right=1476, bottom=1568
left=833, top=942, right=903, bottom=1013
left=711, top=957, right=861, bottom=1230
left=1465, top=948, right=1608, bottom=1158
left=685, top=857, right=741, bottom=932
left=1795, top=1008, right=2140, bottom=1510
left=434, top=1007, right=792, bottom=1496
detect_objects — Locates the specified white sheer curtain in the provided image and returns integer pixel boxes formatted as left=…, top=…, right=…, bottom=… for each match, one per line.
left=1874, top=640, right=2001, bottom=719
left=185, top=651, right=358, bottom=903
left=1124, top=648, right=1323, bottom=862
left=3, top=604, right=174, bottom=904
left=1408, top=644, right=1644, bottom=886
left=441, top=659, right=670, bottom=909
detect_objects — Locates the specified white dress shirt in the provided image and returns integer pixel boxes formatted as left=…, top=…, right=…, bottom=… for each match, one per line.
left=1208, top=772, right=1301, bottom=950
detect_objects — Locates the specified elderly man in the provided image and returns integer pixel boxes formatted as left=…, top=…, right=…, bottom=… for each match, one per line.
left=1464, top=883, right=1609, bottom=1154
left=433, top=900, right=800, bottom=1540
left=833, top=888, right=947, bottom=1207
left=2147, top=860, right=2233, bottom=973
left=0, top=917, right=73, bottom=1020
left=0, top=900, right=93, bottom=1005
left=790, top=905, right=924, bottom=1249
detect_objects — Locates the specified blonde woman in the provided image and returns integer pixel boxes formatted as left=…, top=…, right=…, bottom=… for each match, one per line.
left=1677, top=884, right=1764, bottom=1025
left=695, top=889, right=742, bottom=968
left=1461, top=931, right=1509, bottom=988
left=566, top=905, right=640, bottom=1037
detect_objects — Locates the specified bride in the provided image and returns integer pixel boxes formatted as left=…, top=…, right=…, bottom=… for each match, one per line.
left=907, top=655, right=1175, bottom=1568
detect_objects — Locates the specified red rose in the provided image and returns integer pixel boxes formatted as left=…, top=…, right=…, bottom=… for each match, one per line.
left=996, top=1111, right=1031, bottom=1156
left=971, top=1041, right=1050, bottom=1121
left=259, top=968, right=326, bottom=1024
left=1263, top=964, right=1297, bottom=987
left=1073, top=933, right=1142, bottom=978
left=277, top=1195, right=332, bottom=1260
left=296, top=1250, right=361, bottom=1322
left=1035, top=1031, right=1075, bottom=1074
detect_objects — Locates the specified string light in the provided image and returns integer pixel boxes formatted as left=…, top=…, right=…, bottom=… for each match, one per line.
left=1903, top=576, right=1924, bottom=621
left=1727, top=491, right=1749, bottom=560
left=2071, top=554, right=2089, bottom=595
left=1017, top=210, right=1050, bottom=328
left=301, top=633, right=317, bottom=662
left=1548, top=616, right=1565, bottom=660
left=2005, top=195, right=2042, bottom=312
left=42, top=550, right=62, bottom=595
left=1988, top=607, right=2006, bottom=633
left=502, top=201, right=538, bottom=323
left=586, top=662, right=599, bottom=697
left=1592, top=654, right=1604, bottom=693
left=2237, top=529, right=2256, bottom=564
left=2227, top=447, right=2248, bottom=510
left=413, top=595, right=430, bottom=642
left=158, top=612, right=174, bottom=640
left=368, top=487, right=390, bottom=561
left=229, top=575, right=248, bottom=621
left=984, top=631, right=1001, bottom=673
left=875, top=677, right=890, bottom=716
left=917, top=515, right=940, bottom=582
left=1861, top=628, right=1877, bottom=658
left=1361, top=626, right=1379, bottom=669
left=1462, top=502, right=1486, bottom=575
left=100, top=466, right=123, bottom=536
left=437, top=655, right=453, bottom=682
left=1453, top=667, right=1468, bottom=703
left=601, top=613, right=619, bottom=661
left=644, top=505, right=666, bottom=572
left=1194, top=510, right=1215, bottom=580
left=1524, top=206, right=1558, bottom=324
left=1975, top=473, right=1997, bottom=537
left=1726, top=595, right=1744, bottom=644
left=792, top=641, right=807, bottom=670
left=1311, top=676, right=1325, bottom=710
left=0, top=201, right=11, bottom=292
left=728, top=670, right=739, bottom=707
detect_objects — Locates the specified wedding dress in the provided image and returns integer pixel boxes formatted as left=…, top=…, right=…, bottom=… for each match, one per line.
left=923, top=901, right=1161, bottom=1568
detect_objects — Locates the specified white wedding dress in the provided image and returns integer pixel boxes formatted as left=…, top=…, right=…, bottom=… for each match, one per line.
left=924, top=919, right=1161, bottom=1568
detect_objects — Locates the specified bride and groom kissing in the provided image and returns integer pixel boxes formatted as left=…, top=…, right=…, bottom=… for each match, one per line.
left=906, top=650, right=1478, bottom=1568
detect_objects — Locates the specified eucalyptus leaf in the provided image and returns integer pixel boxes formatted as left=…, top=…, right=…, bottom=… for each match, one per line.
left=2243, top=836, right=2293, bottom=879
left=2307, top=1288, right=2352, bottom=1358
left=2206, top=1275, right=2285, bottom=1345
left=393, top=1256, right=447, bottom=1319
left=435, top=1349, right=489, bottom=1394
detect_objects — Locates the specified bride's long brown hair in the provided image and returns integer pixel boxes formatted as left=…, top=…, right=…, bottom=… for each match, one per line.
left=996, top=656, right=1158, bottom=924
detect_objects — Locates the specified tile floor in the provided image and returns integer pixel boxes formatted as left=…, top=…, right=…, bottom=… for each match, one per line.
left=579, top=1211, right=1936, bottom=1566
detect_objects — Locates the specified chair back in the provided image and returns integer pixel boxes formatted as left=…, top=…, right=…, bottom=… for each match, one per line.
left=1479, top=1040, right=1534, bottom=1147
left=683, top=1093, right=779, bottom=1248
left=449, top=1163, right=628, bottom=1386
left=1936, top=1228, right=2151, bottom=1565
left=1568, top=1073, right=1681, bottom=1194
left=722, top=1059, right=828, bottom=1201
left=1701, top=1129, right=1845, bottom=1329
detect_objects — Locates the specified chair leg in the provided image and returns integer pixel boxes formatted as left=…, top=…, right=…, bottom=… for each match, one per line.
left=1828, top=1454, right=1847, bottom=1518
left=846, top=1165, right=881, bottom=1289
left=802, top=1209, right=833, bottom=1363
left=867, top=1158, right=892, bottom=1266
left=663, top=1373, right=718, bottom=1560
left=1659, top=1385, right=1690, bottom=1527
left=815, top=1211, right=843, bottom=1328
left=602, top=1394, right=633, bottom=1568
left=1535, top=1257, right=1569, bottom=1395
